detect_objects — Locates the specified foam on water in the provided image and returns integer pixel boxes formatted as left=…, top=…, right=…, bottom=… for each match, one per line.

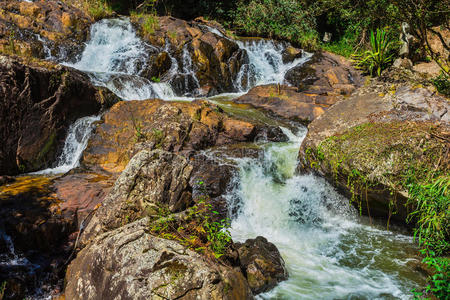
left=234, top=40, right=312, bottom=92
left=226, top=127, right=426, bottom=299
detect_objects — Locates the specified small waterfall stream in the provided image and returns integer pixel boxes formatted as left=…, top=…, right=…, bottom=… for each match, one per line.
left=34, top=115, right=100, bottom=175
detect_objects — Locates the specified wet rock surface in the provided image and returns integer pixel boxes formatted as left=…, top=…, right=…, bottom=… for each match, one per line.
left=82, top=99, right=286, bottom=174
left=298, top=82, right=450, bottom=224
left=236, top=236, right=288, bottom=294
left=0, top=55, right=116, bottom=175
left=132, top=16, right=247, bottom=96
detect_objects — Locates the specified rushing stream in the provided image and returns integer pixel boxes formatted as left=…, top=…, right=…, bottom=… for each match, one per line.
left=12, top=17, right=428, bottom=299
left=224, top=127, right=426, bottom=299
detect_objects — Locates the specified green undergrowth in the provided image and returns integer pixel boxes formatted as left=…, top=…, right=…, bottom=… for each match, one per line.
left=131, top=12, right=159, bottom=36
left=149, top=181, right=232, bottom=260
left=305, top=121, right=449, bottom=298
left=432, top=72, right=450, bottom=96
left=407, top=175, right=449, bottom=299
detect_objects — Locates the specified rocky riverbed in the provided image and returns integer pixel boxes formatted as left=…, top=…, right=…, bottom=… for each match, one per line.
left=1, top=1, right=447, bottom=299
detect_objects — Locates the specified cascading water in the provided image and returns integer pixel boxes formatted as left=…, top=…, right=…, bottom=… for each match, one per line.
left=35, top=115, right=100, bottom=175
left=234, top=40, right=312, bottom=92
left=64, top=18, right=176, bottom=101
left=226, top=127, right=426, bottom=299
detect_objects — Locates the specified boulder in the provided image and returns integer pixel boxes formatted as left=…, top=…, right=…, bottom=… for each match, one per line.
left=80, top=150, right=194, bottom=245
left=284, top=51, right=361, bottom=97
left=234, top=51, right=361, bottom=123
left=234, top=84, right=331, bottom=123
left=281, top=46, right=303, bottom=64
left=0, top=55, right=116, bottom=175
left=298, top=83, right=449, bottom=225
left=66, top=218, right=254, bottom=300
left=235, top=236, right=288, bottom=294
left=0, top=0, right=93, bottom=60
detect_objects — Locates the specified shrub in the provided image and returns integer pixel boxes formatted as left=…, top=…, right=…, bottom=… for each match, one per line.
left=352, top=29, right=394, bottom=76
left=235, top=0, right=319, bottom=50
left=406, top=175, right=450, bottom=298
left=432, top=72, right=450, bottom=96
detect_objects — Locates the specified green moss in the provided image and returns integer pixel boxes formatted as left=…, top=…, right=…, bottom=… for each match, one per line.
left=37, top=132, right=57, bottom=165
left=306, top=121, right=448, bottom=216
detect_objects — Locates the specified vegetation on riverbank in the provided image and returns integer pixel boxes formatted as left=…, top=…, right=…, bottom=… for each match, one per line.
left=150, top=181, right=232, bottom=260
left=305, top=121, right=449, bottom=298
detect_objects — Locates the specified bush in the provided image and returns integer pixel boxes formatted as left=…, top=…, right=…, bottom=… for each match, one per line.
left=432, top=72, right=450, bottom=96
left=406, top=175, right=450, bottom=299
left=352, top=29, right=394, bottom=76
left=235, top=0, right=319, bottom=50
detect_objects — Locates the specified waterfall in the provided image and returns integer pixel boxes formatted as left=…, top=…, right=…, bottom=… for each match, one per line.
left=64, top=18, right=178, bottom=101
left=234, top=39, right=312, bottom=92
left=226, top=127, right=425, bottom=299
left=34, top=115, right=100, bottom=175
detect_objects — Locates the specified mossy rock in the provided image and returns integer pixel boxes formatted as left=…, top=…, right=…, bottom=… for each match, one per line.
left=304, top=121, right=449, bottom=225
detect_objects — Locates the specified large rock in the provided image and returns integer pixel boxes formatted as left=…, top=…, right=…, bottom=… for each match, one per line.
left=0, top=170, right=117, bottom=299
left=0, top=0, right=93, bottom=60
left=298, top=83, right=449, bottom=224
left=80, top=150, right=194, bottom=245
left=81, top=99, right=285, bottom=174
left=235, top=236, right=288, bottom=294
left=66, top=218, right=254, bottom=300
left=132, top=16, right=247, bottom=96
left=0, top=56, right=116, bottom=175
left=284, top=51, right=361, bottom=96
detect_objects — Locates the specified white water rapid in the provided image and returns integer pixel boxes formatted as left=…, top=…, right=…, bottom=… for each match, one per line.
left=226, top=128, right=425, bottom=299
left=234, top=40, right=311, bottom=92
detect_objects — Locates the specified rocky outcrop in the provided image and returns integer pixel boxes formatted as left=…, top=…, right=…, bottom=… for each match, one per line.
left=298, top=82, right=449, bottom=224
left=235, top=236, right=288, bottom=294
left=80, top=150, right=193, bottom=245
left=66, top=218, right=254, bottom=300
left=132, top=16, right=247, bottom=96
left=0, top=0, right=93, bottom=60
left=0, top=55, right=116, bottom=175
left=82, top=99, right=286, bottom=174
left=234, top=51, right=361, bottom=123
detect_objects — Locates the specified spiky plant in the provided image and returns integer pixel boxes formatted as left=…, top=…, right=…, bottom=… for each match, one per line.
left=352, top=29, right=394, bottom=77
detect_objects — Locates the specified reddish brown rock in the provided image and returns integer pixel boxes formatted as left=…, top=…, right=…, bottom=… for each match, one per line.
left=235, top=236, right=288, bottom=294
left=82, top=99, right=285, bottom=174
left=132, top=16, right=247, bottom=96
left=54, top=172, right=115, bottom=226
left=284, top=51, right=362, bottom=96
left=0, top=0, right=93, bottom=59
left=235, top=84, right=329, bottom=123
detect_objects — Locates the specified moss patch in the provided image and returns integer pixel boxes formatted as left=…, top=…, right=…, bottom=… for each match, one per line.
left=306, top=121, right=449, bottom=214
